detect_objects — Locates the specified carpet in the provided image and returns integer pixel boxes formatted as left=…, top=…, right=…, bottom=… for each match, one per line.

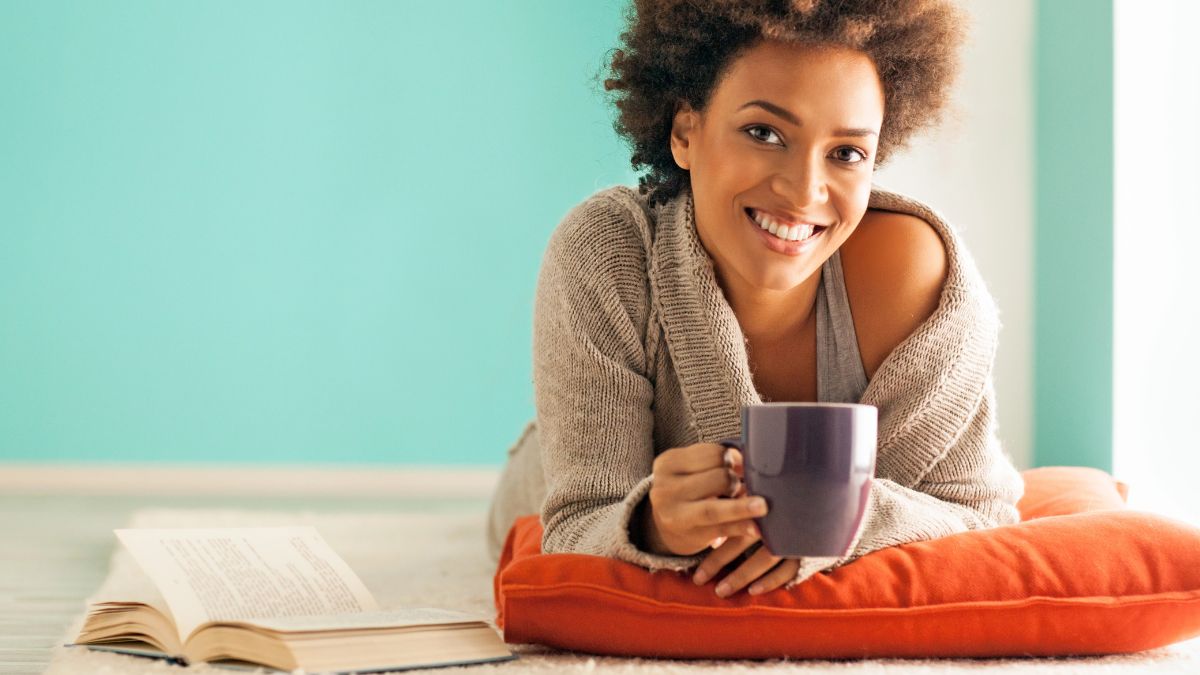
left=45, top=507, right=1200, bottom=674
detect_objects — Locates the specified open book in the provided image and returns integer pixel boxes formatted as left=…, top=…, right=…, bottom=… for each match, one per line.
left=66, top=527, right=517, bottom=673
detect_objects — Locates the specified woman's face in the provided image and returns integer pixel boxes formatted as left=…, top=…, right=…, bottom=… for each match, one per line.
left=669, top=40, right=885, bottom=292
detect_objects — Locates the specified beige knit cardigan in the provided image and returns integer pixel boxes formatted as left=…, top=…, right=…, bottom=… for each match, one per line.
left=489, top=183, right=1024, bottom=588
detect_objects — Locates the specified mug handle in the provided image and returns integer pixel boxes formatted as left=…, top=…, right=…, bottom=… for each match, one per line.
left=716, top=437, right=745, bottom=497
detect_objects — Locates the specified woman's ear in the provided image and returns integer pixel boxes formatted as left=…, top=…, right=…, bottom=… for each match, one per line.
left=669, top=102, right=700, bottom=171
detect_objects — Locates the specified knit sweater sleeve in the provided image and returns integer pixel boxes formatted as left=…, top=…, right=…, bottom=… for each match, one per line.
left=783, top=282, right=1025, bottom=588
left=533, top=192, right=706, bottom=574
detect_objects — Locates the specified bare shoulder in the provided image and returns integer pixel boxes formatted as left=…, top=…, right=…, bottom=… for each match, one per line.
left=838, top=209, right=949, bottom=379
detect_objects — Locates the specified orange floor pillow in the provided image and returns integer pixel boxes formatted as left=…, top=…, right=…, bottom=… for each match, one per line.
left=493, top=466, right=1200, bottom=658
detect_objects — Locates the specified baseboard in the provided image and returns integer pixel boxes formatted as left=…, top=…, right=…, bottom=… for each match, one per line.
left=0, top=463, right=502, bottom=498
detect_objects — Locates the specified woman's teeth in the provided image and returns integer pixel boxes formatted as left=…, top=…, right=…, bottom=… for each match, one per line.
left=749, top=208, right=820, bottom=242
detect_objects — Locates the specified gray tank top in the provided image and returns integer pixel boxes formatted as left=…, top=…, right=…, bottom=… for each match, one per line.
left=815, top=249, right=870, bottom=403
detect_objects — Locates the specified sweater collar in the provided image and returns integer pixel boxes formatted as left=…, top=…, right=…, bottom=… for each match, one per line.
left=644, top=184, right=1000, bottom=476
left=647, top=186, right=762, bottom=445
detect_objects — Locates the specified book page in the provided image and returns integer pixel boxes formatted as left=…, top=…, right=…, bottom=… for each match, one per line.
left=115, top=527, right=379, bottom=641
left=222, top=607, right=486, bottom=633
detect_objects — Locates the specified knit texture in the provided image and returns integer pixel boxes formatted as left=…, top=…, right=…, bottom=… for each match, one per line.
left=487, top=183, right=1024, bottom=588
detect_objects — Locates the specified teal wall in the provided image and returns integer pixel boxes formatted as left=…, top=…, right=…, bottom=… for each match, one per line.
left=0, top=0, right=636, bottom=464
left=2, top=1, right=1119, bottom=469
left=1033, top=0, right=1114, bottom=470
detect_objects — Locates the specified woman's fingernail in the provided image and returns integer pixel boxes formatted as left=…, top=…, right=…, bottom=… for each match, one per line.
left=748, top=583, right=762, bottom=595
left=715, top=582, right=731, bottom=597
left=709, top=536, right=727, bottom=549
left=693, top=570, right=709, bottom=585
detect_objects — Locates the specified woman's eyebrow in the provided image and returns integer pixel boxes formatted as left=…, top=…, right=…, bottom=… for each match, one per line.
left=737, top=99, right=878, bottom=138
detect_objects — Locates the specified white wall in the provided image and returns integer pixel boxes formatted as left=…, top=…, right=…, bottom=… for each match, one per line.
left=1113, top=0, right=1200, bottom=523
left=873, top=0, right=1034, bottom=469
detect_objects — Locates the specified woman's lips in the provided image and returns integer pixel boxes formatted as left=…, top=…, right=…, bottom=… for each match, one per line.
left=744, top=207, right=825, bottom=256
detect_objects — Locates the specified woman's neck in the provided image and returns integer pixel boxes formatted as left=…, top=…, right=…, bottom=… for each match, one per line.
left=713, top=263, right=822, bottom=346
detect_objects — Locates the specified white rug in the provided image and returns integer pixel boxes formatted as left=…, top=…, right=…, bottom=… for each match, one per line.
left=45, top=507, right=1200, bottom=674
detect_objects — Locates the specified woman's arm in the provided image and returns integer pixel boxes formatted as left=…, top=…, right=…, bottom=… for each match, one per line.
left=533, top=192, right=706, bottom=573
left=782, top=209, right=1023, bottom=586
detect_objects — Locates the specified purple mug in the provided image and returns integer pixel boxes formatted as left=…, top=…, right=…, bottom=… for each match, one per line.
left=719, top=402, right=877, bottom=557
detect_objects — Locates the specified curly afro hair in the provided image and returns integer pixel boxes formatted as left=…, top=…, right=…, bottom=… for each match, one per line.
left=600, top=0, right=969, bottom=206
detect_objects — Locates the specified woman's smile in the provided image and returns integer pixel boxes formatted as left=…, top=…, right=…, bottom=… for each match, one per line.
left=743, top=206, right=827, bottom=256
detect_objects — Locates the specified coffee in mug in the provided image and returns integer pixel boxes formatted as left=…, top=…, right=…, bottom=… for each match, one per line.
left=720, top=402, right=877, bottom=557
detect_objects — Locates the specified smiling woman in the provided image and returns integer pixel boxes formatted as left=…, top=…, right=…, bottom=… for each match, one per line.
left=486, top=0, right=1023, bottom=600
left=667, top=41, right=886, bottom=347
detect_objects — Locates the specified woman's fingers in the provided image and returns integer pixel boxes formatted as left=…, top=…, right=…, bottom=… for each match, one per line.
left=694, top=515, right=760, bottom=546
left=671, top=466, right=742, bottom=502
left=727, top=474, right=744, bottom=498
left=710, top=545, right=790, bottom=598
left=689, top=494, right=767, bottom=535
left=692, top=533, right=757, bottom=585
left=655, top=444, right=746, bottom=505
left=715, top=517, right=760, bottom=542
left=648, top=443, right=765, bottom=556
left=723, top=446, right=745, bottom=480
left=657, top=442, right=739, bottom=477
left=745, top=558, right=803, bottom=596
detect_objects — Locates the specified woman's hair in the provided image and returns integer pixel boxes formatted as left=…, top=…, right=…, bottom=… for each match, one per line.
left=600, top=0, right=969, bottom=205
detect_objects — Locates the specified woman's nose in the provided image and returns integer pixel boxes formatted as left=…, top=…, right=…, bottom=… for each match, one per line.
left=770, top=160, right=828, bottom=208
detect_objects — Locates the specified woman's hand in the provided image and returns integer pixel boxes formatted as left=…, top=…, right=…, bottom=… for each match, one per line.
left=688, top=446, right=801, bottom=597
left=638, top=443, right=768, bottom=556
left=692, top=530, right=802, bottom=597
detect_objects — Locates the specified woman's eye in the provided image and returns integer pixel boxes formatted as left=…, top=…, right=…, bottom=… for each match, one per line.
left=745, top=125, right=783, bottom=146
left=832, top=146, right=868, bottom=163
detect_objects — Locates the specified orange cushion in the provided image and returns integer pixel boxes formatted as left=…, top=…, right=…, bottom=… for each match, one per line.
left=1017, top=465, right=1130, bottom=519
left=493, top=466, right=1200, bottom=658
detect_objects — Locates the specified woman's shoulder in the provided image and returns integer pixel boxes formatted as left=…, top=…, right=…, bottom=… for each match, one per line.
left=841, top=202, right=949, bottom=295
left=854, top=186, right=985, bottom=289
left=543, top=184, right=655, bottom=271
left=532, top=186, right=659, bottom=365
left=839, top=186, right=994, bottom=379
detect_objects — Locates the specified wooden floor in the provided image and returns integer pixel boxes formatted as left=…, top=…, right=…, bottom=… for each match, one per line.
left=0, top=487, right=494, bottom=675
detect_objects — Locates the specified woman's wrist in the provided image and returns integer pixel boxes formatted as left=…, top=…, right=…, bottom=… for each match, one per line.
left=632, top=495, right=670, bottom=555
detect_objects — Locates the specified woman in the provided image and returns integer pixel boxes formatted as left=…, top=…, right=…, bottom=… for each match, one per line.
left=487, top=0, right=1023, bottom=599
